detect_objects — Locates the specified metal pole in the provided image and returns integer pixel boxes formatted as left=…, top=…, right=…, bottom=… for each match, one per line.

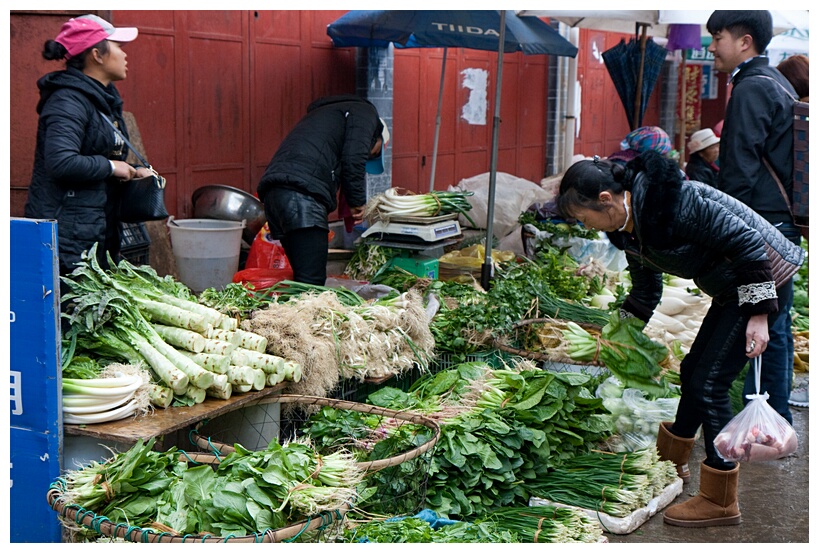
left=429, top=48, right=448, bottom=192
left=481, top=11, right=506, bottom=291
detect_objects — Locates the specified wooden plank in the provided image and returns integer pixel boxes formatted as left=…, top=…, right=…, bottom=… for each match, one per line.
left=64, top=384, right=285, bottom=446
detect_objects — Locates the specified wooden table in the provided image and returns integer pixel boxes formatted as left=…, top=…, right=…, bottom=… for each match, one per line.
left=64, top=384, right=285, bottom=447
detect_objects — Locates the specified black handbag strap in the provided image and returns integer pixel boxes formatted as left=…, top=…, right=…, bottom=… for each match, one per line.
left=99, top=112, right=151, bottom=169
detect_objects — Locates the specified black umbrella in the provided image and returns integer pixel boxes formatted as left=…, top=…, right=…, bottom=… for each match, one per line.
left=602, top=31, right=667, bottom=130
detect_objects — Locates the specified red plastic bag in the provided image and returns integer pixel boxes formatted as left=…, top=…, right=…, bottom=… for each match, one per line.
left=714, top=358, right=798, bottom=462
left=233, top=223, right=293, bottom=290
left=244, top=223, right=291, bottom=270
left=232, top=267, right=293, bottom=290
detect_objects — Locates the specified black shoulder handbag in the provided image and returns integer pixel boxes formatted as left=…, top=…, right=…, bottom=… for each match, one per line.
left=100, top=113, right=169, bottom=223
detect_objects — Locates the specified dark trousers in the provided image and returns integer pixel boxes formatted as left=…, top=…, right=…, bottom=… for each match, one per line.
left=671, top=299, right=748, bottom=470
left=673, top=289, right=792, bottom=470
left=280, top=226, right=329, bottom=285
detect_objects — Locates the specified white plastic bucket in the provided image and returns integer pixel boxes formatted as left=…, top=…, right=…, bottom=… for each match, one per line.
left=167, top=217, right=245, bottom=293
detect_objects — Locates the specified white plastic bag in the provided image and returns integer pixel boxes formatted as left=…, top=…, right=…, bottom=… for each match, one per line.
left=714, top=358, right=798, bottom=462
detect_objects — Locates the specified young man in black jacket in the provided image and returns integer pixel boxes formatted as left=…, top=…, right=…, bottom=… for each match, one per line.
left=706, top=11, right=802, bottom=421
left=257, top=95, right=389, bottom=285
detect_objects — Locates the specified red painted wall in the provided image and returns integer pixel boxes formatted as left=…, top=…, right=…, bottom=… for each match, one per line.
left=393, top=46, right=550, bottom=192
left=573, top=28, right=663, bottom=159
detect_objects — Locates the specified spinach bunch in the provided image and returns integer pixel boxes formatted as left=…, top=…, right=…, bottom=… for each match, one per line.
left=365, top=365, right=611, bottom=519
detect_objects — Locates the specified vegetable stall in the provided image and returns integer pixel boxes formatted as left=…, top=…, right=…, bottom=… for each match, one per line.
left=44, top=186, right=808, bottom=544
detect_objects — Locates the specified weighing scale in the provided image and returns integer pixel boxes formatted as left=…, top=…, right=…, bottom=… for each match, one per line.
left=358, top=213, right=465, bottom=279
left=360, top=213, right=462, bottom=244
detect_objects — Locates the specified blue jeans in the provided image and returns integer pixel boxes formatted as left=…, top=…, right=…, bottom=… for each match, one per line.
left=671, top=298, right=749, bottom=470
left=742, top=224, right=801, bottom=425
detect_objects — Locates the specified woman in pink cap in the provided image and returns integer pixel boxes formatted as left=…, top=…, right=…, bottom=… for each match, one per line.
left=24, top=14, right=150, bottom=277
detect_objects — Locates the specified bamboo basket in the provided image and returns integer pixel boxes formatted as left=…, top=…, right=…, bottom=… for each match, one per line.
left=46, top=395, right=440, bottom=543
left=189, top=394, right=441, bottom=474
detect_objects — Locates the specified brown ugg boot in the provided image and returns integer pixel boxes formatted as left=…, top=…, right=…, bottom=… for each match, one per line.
left=663, top=462, right=741, bottom=527
left=656, top=421, right=695, bottom=483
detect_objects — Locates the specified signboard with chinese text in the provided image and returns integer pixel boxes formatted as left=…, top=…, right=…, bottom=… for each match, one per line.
left=677, top=63, right=704, bottom=135
left=10, top=218, right=63, bottom=542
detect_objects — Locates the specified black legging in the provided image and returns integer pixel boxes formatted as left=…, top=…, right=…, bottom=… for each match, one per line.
left=280, top=226, right=329, bottom=285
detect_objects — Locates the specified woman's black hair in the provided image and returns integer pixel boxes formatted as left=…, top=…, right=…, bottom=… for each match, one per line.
left=557, top=156, right=630, bottom=219
left=42, top=38, right=109, bottom=70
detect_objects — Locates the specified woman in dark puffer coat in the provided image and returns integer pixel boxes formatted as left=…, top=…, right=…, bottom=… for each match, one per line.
left=557, top=150, right=804, bottom=529
left=25, top=14, right=150, bottom=276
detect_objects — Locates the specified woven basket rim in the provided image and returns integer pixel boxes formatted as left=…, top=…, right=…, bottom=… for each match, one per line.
left=191, top=394, right=441, bottom=473
left=46, top=485, right=347, bottom=543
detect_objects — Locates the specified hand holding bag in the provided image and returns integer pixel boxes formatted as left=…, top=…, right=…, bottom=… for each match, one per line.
left=714, top=357, right=798, bottom=462
left=100, top=113, right=169, bottom=223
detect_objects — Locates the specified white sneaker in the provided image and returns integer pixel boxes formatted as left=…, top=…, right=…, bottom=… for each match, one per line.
left=789, top=380, right=809, bottom=408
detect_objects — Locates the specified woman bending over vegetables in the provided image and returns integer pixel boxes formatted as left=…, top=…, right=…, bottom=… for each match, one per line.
left=557, top=151, right=804, bottom=528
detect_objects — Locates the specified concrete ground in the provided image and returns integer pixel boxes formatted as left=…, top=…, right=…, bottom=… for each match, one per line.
left=607, top=389, right=810, bottom=544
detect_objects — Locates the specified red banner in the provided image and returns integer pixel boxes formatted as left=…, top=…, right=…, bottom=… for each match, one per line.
left=677, top=63, right=703, bottom=134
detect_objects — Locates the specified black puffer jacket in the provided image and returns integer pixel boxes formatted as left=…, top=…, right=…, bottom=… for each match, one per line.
left=684, top=152, right=719, bottom=187
left=608, top=151, right=805, bottom=322
left=24, top=67, right=130, bottom=274
left=257, top=95, right=381, bottom=215
left=718, top=56, right=796, bottom=226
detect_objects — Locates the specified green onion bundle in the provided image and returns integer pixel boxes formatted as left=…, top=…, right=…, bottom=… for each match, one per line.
left=525, top=449, right=679, bottom=518
left=483, top=505, right=602, bottom=543
left=365, top=187, right=476, bottom=227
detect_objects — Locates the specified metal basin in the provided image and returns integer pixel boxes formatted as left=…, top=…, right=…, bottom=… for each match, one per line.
left=191, top=185, right=266, bottom=244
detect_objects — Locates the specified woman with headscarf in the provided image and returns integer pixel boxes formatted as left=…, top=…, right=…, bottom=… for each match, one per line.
left=607, top=126, right=673, bottom=166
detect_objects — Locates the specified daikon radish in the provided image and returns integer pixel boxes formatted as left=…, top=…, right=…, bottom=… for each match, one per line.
left=655, top=296, right=690, bottom=317
left=649, top=310, right=687, bottom=334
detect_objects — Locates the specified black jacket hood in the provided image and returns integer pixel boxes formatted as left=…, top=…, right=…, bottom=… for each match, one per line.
left=36, top=67, right=122, bottom=116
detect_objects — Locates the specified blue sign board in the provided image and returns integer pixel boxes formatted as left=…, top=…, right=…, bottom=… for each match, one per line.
left=10, top=218, right=63, bottom=543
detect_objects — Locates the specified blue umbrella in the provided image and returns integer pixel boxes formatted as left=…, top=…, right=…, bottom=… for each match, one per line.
left=327, top=10, right=577, bottom=192
left=327, top=10, right=579, bottom=56
left=328, top=11, right=577, bottom=289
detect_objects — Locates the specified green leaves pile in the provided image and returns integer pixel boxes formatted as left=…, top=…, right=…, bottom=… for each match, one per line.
left=340, top=362, right=611, bottom=519
left=427, top=256, right=610, bottom=354
left=56, top=437, right=363, bottom=539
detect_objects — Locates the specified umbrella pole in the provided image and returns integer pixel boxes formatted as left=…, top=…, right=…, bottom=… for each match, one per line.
left=677, top=54, right=687, bottom=169
left=429, top=48, right=448, bottom=192
left=632, top=23, right=648, bottom=130
left=482, top=11, right=506, bottom=291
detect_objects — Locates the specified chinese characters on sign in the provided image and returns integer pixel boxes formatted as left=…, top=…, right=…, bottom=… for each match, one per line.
left=677, top=63, right=704, bottom=135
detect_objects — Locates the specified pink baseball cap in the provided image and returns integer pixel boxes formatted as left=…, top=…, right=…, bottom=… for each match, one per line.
left=55, top=14, right=138, bottom=59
